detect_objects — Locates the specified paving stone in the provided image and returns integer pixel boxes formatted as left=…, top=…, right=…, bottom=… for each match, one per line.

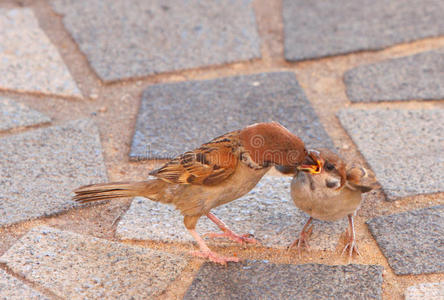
left=0, top=119, right=107, bottom=227
left=0, top=8, right=81, bottom=97
left=184, top=261, right=383, bottom=299
left=283, top=0, right=444, bottom=61
left=0, top=226, right=188, bottom=299
left=405, top=282, right=444, bottom=300
left=367, top=205, right=444, bottom=275
left=50, top=0, right=260, bottom=81
left=0, top=269, right=49, bottom=300
left=130, top=72, right=333, bottom=160
left=117, top=176, right=348, bottom=251
left=338, top=109, right=443, bottom=200
left=345, top=48, right=444, bottom=102
left=0, top=98, right=51, bottom=132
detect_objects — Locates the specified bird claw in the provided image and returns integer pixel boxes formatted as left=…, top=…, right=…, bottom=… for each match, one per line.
left=288, top=225, right=313, bottom=257
left=190, top=250, right=240, bottom=265
left=203, top=231, right=259, bottom=246
left=341, top=230, right=361, bottom=258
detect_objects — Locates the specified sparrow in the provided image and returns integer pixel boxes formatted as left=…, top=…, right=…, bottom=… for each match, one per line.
left=276, top=149, right=378, bottom=257
left=73, top=122, right=307, bottom=265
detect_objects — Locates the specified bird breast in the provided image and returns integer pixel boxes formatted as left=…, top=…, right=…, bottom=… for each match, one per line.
left=290, top=172, right=362, bottom=221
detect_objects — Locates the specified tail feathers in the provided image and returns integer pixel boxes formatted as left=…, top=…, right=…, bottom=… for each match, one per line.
left=73, top=181, right=154, bottom=203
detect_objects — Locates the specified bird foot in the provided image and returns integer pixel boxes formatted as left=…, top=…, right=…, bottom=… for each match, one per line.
left=341, top=230, right=361, bottom=258
left=190, top=250, right=240, bottom=265
left=203, top=231, right=258, bottom=245
left=288, top=225, right=313, bottom=257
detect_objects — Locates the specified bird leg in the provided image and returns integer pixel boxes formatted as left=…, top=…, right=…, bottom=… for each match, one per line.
left=288, top=217, right=314, bottom=257
left=203, top=212, right=258, bottom=245
left=188, top=229, right=239, bottom=265
left=341, top=214, right=361, bottom=257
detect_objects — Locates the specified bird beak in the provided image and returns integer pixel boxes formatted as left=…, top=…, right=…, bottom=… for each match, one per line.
left=297, top=150, right=322, bottom=174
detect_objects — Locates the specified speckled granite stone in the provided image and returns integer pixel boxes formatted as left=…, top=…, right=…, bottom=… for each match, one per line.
left=185, top=261, right=383, bottom=299
left=0, top=8, right=81, bottom=97
left=0, top=226, right=188, bottom=299
left=0, top=119, right=107, bottom=227
left=345, top=48, right=444, bottom=102
left=50, top=0, right=260, bottom=81
left=0, top=98, right=51, bottom=131
left=367, top=205, right=444, bottom=275
left=130, top=72, right=333, bottom=160
left=117, top=176, right=348, bottom=251
left=283, top=0, right=444, bottom=61
left=338, top=109, right=443, bottom=200
left=405, top=282, right=444, bottom=300
left=0, top=269, right=49, bottom=300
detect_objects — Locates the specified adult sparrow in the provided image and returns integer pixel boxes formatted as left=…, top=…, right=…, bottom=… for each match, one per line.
left=276, top=149, right=377, bottom=257
left=74, top=122, right=307, bottom=265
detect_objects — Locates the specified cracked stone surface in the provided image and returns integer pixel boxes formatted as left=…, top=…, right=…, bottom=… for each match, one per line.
left=184, top=261, right=383, bottom=299
left=117, top=176, right=348, bottom=251
left=367, top=205, right=444, bottom=275
left=283, top=0, right=444, bottom=61
left=130, top=72, right=333, bottom=160
left=338, top=109, right=444, bottom=200
left=345, top=48, right=444, bottom=102
left=0, top=226, right=188, bottom=299
left=50, top=0, right=260, bottom=81
left=405, top=282, right=444, bottom=300
left=0, top=119, right=107, bottom=227
left=0, top=98, right=51, bottom=131
left=0, top=269, right=49, bottom=300
left=0, top=8, right=81, bottom=97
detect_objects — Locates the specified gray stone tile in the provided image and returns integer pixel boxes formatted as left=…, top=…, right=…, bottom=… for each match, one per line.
left=184, top=261, right=383, bottom=299
left=367, top=205, right=444, bottom=275
left=0, top=119, right=107, bottom=227
left=338, top=109, right=443, bottom=200
left=50, top=0, right=260, bottom=81
left=345, top=48, right=444, bottom=102
left=405, top=282, right=444, bottom=300
left=0, top=8, right=81, bottom=97
left=130, top=72, right=333, bottom=160
left=117, top=176, right=348, bottom=251
left=0, top=269, right=49, bottom=300
left=0, top=98, right=51, bottom=132
left=0, top=226, right=188, bottom=299
left=283, top=0, right=444, bottom=61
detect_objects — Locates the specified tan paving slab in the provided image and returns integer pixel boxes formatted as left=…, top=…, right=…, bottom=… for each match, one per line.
left=0, top=119, right=107, bottom=227
left=0, top=8, right=81, bottom=97
left=338, top=109, right=444, bottom=200
left=0, top=226, right=188, bottom=299
left=405, top=282, right=444, bottom=300
left=117, top=176, right=348, bottom=251
left=0, top=269, right=49, bottom=300
left=0, top=98, right=51, bottom=132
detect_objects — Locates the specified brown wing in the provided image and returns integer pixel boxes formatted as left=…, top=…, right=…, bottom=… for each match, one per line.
left=346, top=164, right=378, bottom=193
left=149, top=132, right=240, bottom=186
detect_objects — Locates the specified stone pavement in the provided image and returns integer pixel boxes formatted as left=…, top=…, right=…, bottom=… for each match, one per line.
left=0, top=1, right=443, bottom=299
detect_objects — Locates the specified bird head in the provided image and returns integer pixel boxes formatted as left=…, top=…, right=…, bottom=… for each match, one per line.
left=298, top=149, right=347, bottom=190
left=239, top=122, right=308, bottom=168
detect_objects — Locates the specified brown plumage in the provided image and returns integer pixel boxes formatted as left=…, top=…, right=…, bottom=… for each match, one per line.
left=74, top=122, right=307, bottom=265
left=277, top=149, right=378, bottom=257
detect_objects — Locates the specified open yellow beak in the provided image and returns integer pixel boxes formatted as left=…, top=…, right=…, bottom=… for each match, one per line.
left=297, top=150, right=322, bottom=174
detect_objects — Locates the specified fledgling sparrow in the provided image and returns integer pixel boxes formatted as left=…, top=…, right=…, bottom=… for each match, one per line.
left=276, top=149, right=378, bottom=257
left=73, top=122, right=308, bottom=265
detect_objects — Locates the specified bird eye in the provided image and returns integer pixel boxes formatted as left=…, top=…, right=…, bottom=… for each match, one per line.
left=325, top=162, right=335, bottom=171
